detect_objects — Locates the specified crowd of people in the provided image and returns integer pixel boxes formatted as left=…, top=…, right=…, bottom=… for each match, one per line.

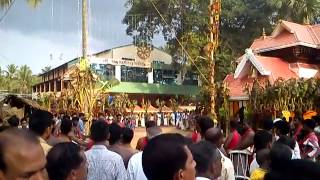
left=0, top=109, right=320, bottom=180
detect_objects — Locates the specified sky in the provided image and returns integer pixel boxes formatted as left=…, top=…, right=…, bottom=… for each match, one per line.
left=0, top=0, right=164, bottom=74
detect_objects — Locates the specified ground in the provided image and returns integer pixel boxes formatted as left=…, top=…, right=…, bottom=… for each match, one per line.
left=131, top=126, right=191, bottom=148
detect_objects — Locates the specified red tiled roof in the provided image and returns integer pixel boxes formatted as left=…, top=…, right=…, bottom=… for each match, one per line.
left=224, top=74, right=268, bottom=99
left=251, top=20, right=320, bottom=52
left=254, top=56, right=298, bottom=81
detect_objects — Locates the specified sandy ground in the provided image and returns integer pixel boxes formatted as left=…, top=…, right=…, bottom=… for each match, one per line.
left=131, top=126, right=191, bottom=148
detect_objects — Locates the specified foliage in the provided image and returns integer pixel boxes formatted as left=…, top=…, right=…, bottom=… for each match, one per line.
left=169, top=98, right=179, bottom=112
left=141, top=98, right=151, bottom=113
left=0, top=0, right=42, bottom=9
left=41, top=66, right=51, bottom=74
left=111, top=93, right=129, bottom=114
left=245, top=78, right=320, bottom=113
left=0, top=64, right=35, bottom=94
left=127, top=99, right=138, bottom=113
left=155, top=98, right=165, bottom=112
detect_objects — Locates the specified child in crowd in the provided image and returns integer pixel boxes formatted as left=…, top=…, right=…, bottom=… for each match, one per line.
left=250, top=148, right=270, bottom=180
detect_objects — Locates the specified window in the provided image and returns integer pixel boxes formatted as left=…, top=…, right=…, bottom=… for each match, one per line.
left=121, top=66, right=148, bottom=83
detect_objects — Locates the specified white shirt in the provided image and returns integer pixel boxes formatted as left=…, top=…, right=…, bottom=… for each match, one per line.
left=85, top=145, right=128, bottom=180
left=219, top=150, right=235, bottom=180
left=196, top=177, right=211, bottom=180
left=127, top=152, right=147, bottom=180
left=249, top=157, right=259, bottom=175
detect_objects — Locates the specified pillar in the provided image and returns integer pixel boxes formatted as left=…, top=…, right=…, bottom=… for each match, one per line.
left=148, top=69, right=154, bottom=84
left=61, top=80, right=64, bottom=90
left=115, top=65, right=121, bottom=81
left=54, top=80, right=57, bottom=92
left=48, top=81, right=51, bottom=92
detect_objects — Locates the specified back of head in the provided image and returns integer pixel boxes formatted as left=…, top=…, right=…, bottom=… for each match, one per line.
left=204, top=128, right=223, bottom=145
left=109, top=122, right=123, bottom=145
left=7, top=115, right=19, bottom=127
left=276, top=136, right=295, bottom=150
left=274, top=120, right=290, bottom=135
left=145, top=120, right=156, bottom=129
left=263, top=118, right=273, bottom=131
left=46, top=142, right=85, bottom=180
left=269, top=143, right=292, bottom=171
left=254, top=130, right=272, bottom=151
left=146, top=126, right=162, bottom=139
left=60, top=118, right=72, bottom=135
left=303, top=119, right=316, bottom=130
left=122, top=127, right=134, bottom=144
left=29, top=110, right=54, bottom=136
left=196, top=116, right=214, bottom=136
left=0, top=128, right=39, bottom=172
left=142, top=133, right=191, bottom=180
left=90, top=120, right=109, bottom=143
left=230, top=120, right=239, bottom=130
left=256, top=148, right=270, bottom=167
left=189, top=141, right=221, bottom=178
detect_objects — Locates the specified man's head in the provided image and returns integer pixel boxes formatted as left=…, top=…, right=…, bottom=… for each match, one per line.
left=122, top=127, right=134, bottom=145
left=269, top=143, right=292, bottom=171
left=195, top=116, right=214, bottom=136
left=0, top=128, right=47, bottom=180
left=46, top=142, right=87, bottom=180
left=7, top=116, right=19, bottom=127
left=78, top=113, right=85, bottom=119
left=204, top=128, right=224, bottom=147
left=29, top=110, right=54, bottom=140
left=303, top=119, right=316, bottom=133
left=256, top=148, right=270, bottom=169
left=146, top=126, right=162, bottom=140
left=60, top=119, right=72, bottom=135
left=142, top=133, right=196, bottom=180
left=254, top=130, right=273, bottom=151
left=145, top=120, right=156, bottom=129
left=20, top=118, right=28, bottom=129
left=273, top=120, right=290, bottom=136
left=189, top=141, right=222, bottom=179
left=109, top=122, right=123, bottom=145
left=90, top=120, right=109, bottom=143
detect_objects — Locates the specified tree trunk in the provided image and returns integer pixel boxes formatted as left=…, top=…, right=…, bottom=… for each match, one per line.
left=82, top=0, right=88, bottom=58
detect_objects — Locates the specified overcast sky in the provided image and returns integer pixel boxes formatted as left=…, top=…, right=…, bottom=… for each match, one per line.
left=0, top=0, right=164, bottom=74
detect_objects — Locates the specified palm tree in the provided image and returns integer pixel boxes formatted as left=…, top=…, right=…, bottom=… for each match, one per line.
left=156, top=98, right=165, bottom=113
left=41, top=66, right=51, bottom=74
left=0, top=0, right=42, bottom=9
left=4, top=64, right=17, bottom=92
left=17, top=65, right=33, bottom=94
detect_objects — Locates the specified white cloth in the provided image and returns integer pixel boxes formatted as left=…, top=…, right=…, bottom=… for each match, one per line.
left=85, top=145, right=128, bottom=180
left=292, top=141, right=301, bottom=159
left=219, top=150, right=235, bottom=180
left=249, top=157, right=259, bottom=175
left=196, top=177, right=211, bottom=180
left=127, top=152, right=147, bottom=180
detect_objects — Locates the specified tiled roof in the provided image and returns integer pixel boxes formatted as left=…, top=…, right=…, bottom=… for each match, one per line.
left=255, top=56, right=298, bottom=81
left=251, top=20, right=320, bottom=52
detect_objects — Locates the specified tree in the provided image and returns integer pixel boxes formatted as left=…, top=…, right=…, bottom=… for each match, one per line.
left=4, top=64, right=17, bottom=92
left=41, top=66, right=51, bottom=74
left=17, top=65, right=33, bottom=94
left=270, top=0, right=320, bottom=24
left=0, top=0, right=42, bottom=9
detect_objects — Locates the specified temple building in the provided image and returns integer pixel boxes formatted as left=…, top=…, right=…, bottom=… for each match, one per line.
left=224, top=20, right=320, bottom=116
left=32, top=44, right=200, bottom=103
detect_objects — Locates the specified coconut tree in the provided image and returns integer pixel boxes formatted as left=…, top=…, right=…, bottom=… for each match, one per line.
left=0, top=0, right=42, bottom=9
left=17, top=65, right=33, bottom=94
left=127, top=99, right=137, bottom=115
left=156, top=98, right=165, bottom=113
left=4, top=64, right=17, bottom=92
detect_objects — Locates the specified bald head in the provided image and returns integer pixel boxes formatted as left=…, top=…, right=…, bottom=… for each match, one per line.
left=0, top=129, right=47, bottom=180
left=205, top=128, right=223, bottom=147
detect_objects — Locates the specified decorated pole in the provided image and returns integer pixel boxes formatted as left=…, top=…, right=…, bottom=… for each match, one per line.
left=207, top=0, right=221, bottom=119
left=82, top=0, right=88, bottom=58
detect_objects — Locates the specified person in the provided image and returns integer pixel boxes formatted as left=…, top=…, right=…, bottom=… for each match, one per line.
left=127, top=126, right=162, bottom=180
left=273, top=120, right=301, bottom=159
left=224, top=120, right=241, bottom=153
left=54, top=118, right=73, bottom=145
left=300, top=119, right=319, bottom=161
left=46, top=142, right=87, bottom=180
left=0, top=128, right=48, bottom=180
left=7, top=115, right=19, bottom=128
left=29, top=110, right=54, bottom=155
left=205, top=128, right=235, bottom=180
left=20, top=118, right=28, bottom=129
left=236, top=121, right=255, bottom=150
left=85, top=120, right=127, bottom=180
left=109, top=122, right=123, bottom=146
left=250, top=149, right=270, bottom=180
left=195, top=116, right=214, bottom=139
left=269, top=143, right=292, bottom=172
left=136, top=120, right=156, bottom=151
left=142, top=133, right=196, bottom=180
left=249, top=130, right=272, bottom=175
left=109, top=127, right=138, bottom=168
left=189, top=141, right=222, bottom=180
left=78, top=113, right=85, bottom=137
